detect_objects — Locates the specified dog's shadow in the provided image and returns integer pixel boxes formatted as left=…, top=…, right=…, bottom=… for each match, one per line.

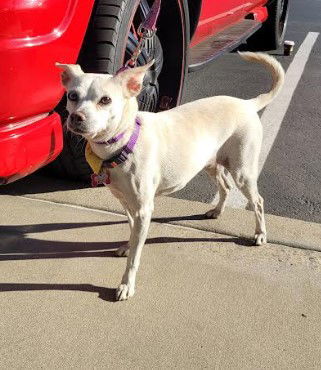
left=0, top=282, right=116, bottom=302
left=0, top=217, right=252, bottom=302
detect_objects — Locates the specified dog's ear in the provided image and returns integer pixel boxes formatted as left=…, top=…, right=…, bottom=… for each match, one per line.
left=115, top=59, right=155, bottom=98
left=55, top=63, right=84, bottom=88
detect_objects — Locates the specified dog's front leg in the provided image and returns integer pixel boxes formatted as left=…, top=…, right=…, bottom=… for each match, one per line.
left=115, top=199, right=134, bottom=257
left=116, top=202, right=153, bottom=301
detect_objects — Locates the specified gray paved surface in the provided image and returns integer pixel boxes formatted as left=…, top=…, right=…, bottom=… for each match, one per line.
left=1, top=193, right=321, bottom=368
left=174, top=0, right=321, bottom=224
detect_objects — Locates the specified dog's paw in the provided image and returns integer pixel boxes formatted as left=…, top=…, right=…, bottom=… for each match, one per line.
left=205, top=208, right=222, bottom=219
left=116, top=284, right=135, bottom=301
left=255, top=233, right=267, bottom=246
left=245, top=201, right=254, bottom=211
left=115, top=244, right=129, bottom=257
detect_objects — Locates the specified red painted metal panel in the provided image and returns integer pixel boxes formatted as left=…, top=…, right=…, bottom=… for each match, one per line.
left=0, top=113, right=63, bottom=183
left=191, top=0, right=268, bottom=47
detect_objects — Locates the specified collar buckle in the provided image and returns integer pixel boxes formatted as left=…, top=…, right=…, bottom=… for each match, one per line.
left=91, top=172, right=110, bottom=187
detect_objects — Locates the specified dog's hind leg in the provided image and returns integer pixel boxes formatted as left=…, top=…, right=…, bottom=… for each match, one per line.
left=205, top=164, right=232, bottom=219
left=110, top=191, right=133, bottom=257
left=215, top=122, right=266, bottom=245
left=230, top=168, right=266, bottom=246
left=115, top=206, right=133, bottom=257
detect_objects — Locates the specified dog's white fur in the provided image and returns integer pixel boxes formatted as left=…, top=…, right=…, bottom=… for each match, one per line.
left=57, top=52, right=285, bottom=300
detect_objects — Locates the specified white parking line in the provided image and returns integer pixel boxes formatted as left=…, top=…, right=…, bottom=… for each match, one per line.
left=212, top=32, right=320, bottom=209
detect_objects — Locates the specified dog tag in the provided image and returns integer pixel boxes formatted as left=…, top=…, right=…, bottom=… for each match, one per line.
left=91, top=172, right=110, bottom=187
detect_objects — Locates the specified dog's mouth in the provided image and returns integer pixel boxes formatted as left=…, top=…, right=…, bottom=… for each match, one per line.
left=66, top=119, right=90, bottom=136
left=67, top=126, right=89, bottom=137
left=69, top=126, right=88, bottom=135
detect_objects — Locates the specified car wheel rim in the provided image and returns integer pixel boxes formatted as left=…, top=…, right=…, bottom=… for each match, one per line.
left=125, top=0, right=163, bottom=112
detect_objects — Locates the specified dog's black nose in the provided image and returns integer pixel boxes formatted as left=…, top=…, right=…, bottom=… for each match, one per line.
left=70, top=112, right=85, bottom=126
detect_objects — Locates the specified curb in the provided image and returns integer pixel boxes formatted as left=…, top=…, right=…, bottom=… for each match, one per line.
left=8, top=181, right=320, bottom=252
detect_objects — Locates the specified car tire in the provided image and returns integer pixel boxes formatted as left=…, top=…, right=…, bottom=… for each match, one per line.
left=247, top=0, right=289, bottom=51
left=48, top=0, right=165, bottom=180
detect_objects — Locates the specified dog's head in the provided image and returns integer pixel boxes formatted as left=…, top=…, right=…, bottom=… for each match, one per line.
left=56, top=60, right=154, bottom=140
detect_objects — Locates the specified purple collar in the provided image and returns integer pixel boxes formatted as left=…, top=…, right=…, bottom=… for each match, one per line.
left=101, top=117, right=141, bottom=169
left=95, top=131, right=125, bottom=145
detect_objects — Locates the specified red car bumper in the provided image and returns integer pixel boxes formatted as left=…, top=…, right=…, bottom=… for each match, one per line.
left=0, top=112, right=63, bottom=184
left=0, top=0, right=94, bottom=184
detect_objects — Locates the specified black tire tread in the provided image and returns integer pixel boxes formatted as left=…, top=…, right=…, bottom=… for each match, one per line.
left=81, top=0, right=129, bottom=74
left=247, top=0, right=289, bottom=51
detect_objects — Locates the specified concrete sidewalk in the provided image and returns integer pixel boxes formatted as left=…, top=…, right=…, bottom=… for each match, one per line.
left=1, top=178, right=321, bottom=368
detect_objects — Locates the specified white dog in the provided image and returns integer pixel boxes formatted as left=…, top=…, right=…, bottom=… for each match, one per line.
left=57, top=52, right=284, bottom=300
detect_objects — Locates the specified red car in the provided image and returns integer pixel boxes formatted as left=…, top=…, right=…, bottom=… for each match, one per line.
left=0, top=0, right=289, bottom=184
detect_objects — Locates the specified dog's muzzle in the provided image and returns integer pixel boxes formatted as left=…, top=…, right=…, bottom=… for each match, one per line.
left=68, top=112, right=87, bottom=134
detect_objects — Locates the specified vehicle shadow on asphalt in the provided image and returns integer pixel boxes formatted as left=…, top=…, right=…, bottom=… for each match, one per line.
left=0, top=219, right=252, bottom=302
left=0, top=282, right=117, bottom=302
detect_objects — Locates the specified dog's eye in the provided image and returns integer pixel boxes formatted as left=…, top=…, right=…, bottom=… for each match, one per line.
left=67, top=91, right=79, bottom=102
left=99, top=96, right=111, bottom=105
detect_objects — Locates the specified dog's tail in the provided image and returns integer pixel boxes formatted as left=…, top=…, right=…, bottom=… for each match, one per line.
left=238, top=51, right=285, bottom=111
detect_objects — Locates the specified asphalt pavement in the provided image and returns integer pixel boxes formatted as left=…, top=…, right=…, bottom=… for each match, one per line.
left=174, top=0, right=321, bottom=225
left=2, top=186, right=321, bottom=368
